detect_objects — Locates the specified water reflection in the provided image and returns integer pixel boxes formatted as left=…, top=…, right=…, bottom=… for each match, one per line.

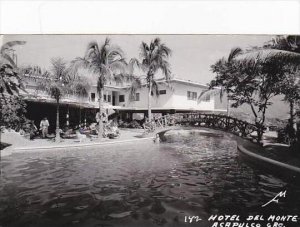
left=0, top=129, right=299, bottom=227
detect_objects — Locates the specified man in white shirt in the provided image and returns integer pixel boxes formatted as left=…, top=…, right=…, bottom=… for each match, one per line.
left=40, top=117, right=50, bottom=138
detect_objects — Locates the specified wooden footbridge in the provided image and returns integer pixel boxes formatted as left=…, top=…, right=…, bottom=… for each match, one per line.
left=143, top=113, right=258, bottom=140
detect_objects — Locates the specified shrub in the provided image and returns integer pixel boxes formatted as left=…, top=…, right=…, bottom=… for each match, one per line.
left=0, top=95, right=27, bottom=130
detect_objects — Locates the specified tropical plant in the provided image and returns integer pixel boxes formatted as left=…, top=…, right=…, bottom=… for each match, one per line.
left=129, top=38, right=172, bottom=122
left=210, top=48, right=288, bottom=143
left=0, top=95, right=27, bottom=130
left=0, top=41, right=26, bottom=97
left=263, top=35, right=300, bottom=142
left=36, top=58, right=72, bottom=142
left=71, top=38, right=127, bottom=137
left=0, top=41, right=26, bottom=149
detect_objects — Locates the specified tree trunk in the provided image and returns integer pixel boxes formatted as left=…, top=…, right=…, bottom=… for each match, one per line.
left=79, top=107, right=82, bottom=126
left=98, top=89, right=103, bottom=139
left=257, top=101, right=268, bottom=145
left=227, top=97, right=230, bottom=117
left=55, top=99, right=60, bottom=142
left=0, top=129, right=1, bottom=147
left=0, top=100, right=2, bottom=154
left=148, top=82, right=152, bottom=122
left=66, top=105, right=70, bottom=128
left=256, top=124, right=264, bottom=144
left=289, top=100, right=297, bottom=142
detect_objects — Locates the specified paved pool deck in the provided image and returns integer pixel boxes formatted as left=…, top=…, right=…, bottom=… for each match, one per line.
left=0, top=128, right=152, bottom=157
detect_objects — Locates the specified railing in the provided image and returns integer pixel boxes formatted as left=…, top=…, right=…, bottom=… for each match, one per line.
left=143, top=113, right=258, bottom=139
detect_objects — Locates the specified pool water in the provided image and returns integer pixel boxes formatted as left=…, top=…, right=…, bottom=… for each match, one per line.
left=0, top=129, right=299, bottom=227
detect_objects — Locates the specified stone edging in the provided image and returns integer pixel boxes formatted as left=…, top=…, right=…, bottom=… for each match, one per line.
left=0, top=138, right=153, bottom=157
left=237, top=145, right=300, bottom=174
left=14, top=137, right=153, bottom=151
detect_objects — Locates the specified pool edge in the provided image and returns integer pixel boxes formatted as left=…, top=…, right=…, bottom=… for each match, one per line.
left=237, top=144, right=300, bottom=175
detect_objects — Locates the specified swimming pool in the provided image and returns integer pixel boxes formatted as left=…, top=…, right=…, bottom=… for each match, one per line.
left=0, top=129, right=299, bottom=227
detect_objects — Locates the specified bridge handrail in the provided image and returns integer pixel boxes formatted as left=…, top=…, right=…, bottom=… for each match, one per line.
left=143, top=113, right=258, bottom=138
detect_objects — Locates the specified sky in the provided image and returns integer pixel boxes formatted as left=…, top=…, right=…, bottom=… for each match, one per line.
left=3, top=35, right=273, bottom=85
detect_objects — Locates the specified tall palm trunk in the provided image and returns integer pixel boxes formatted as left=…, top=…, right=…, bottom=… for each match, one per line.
left=55, top=99, right=60, bottom=142
left=227, top=96, right=230, bottom=117
left=79, top=107, right=82, bottom=126
left=98, top=88, right=104, bottom=138
left=0, top=125, right=2, bottom=153
left=148, top=81, right=152, bottom=122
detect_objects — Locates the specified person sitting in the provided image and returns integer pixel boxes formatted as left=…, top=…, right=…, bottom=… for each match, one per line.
left=61, top=127, right=76, bottom=139
left=106, top=120, right=120, bottom=139
left=21, top=120, right=38, bottom=140
left=75, top=130, right=87, bottom=142
left=29, top=120, right=38, bottom=140
left=89, top=123, right=98, bottom=135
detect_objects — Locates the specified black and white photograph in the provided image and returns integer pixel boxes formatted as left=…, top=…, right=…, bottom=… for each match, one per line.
left=0, top=1, right=300, bottom=226
left=0, top=34, right=300, bottom=227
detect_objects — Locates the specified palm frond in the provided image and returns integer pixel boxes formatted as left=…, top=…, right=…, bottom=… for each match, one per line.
left=128, top=58, right=141, bottom=75
left=1, top=53, right=17, bottom=67
left=50, top=58, right=68, bottom=80
left=70, top=57, right=91, bottom=78
left=107, top=46, right=125, bottom=63
left=72, top=80, right=90, bottom=97
left=0, top=63, right=24, bottom=95
left=151, top=80, right=160, bottom=97
left=140, top=42, right=150, bottom=60
left=198, top=87, right=223, bottom=104
left=228, top=47, right=242, bottom=62
left=159, top=80, right=174, bottom=92
left=0, top=41, right=26, bottom=54
left=99, top=38, right=111, bottom=64
left=239, top=49, right=300, bottom=65
left=85, top=41, right=99, bottom=59
left=127, top=77, right=142, bottom=102
left=109, top=59, right=127, bottom=74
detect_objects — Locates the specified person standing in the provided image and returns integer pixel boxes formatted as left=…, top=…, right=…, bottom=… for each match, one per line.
left=40, top=117, right=49, bottom=138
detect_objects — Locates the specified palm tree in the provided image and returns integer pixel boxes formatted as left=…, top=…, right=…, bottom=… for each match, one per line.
left=0, top=41, right=26, bottom=97
left=264, top=36, right=300, bottom=140
left=244, top=36, right=300, bottom=141
left=129, top=38, right=172, bottom=121
left=36, top=58, right=72, bottom=142
left=71, top=38, right=127, bottom=138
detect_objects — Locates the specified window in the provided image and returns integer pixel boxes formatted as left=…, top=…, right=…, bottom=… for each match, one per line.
left=159, top=90, right=166, bottom=95
left=203, top=95, right=210, bottom=102
left=187, top=91, right=197, bottom=101
left=119, top=95, right=125, bottom=102
left=108, top=95, right=111, bottom=102
left=91, top=93, right=96, bottom=102
left=135, top=93, right=140, bottom=101
left=104, top=95, right=107, bottom=101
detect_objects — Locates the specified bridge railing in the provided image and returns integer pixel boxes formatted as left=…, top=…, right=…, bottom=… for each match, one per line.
left=143, top=113, right=258, bottom=139
left=143, top=114, right=179, bottom=132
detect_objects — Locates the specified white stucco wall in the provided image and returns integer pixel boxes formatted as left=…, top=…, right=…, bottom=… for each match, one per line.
left=169, top=82, right=215, bottom=111
left=124, top=85, right=174, bottom=109
left=119, top=81, right=216, bottom=111
left=24, top=77, right=217, bottom=112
